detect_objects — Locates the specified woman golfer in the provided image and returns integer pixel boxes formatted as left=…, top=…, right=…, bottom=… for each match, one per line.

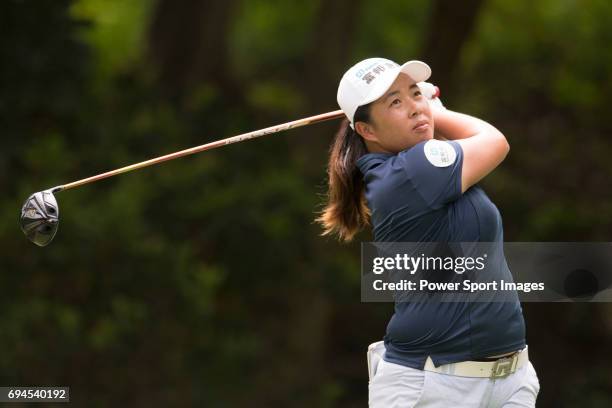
left=318, top=58, right=540, bottom=407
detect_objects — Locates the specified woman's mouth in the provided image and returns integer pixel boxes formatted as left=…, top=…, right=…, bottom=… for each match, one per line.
left=413, top=120, right=429, bottom=133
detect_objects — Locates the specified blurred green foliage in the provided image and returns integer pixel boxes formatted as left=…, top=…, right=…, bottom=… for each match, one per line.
left=70, top=0, right=155, bottom=80
left=1, top=0, right=611, bottom=406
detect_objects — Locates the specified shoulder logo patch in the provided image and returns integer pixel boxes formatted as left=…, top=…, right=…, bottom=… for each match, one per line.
left=423, top=140, right=456, bottom=167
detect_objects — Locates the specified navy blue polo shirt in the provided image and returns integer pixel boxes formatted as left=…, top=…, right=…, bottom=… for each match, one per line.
left=356, top=140, right=526, bottom=370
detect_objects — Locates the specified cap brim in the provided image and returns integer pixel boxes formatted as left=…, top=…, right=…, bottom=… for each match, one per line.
left=400, top=60, right=431, bottom=83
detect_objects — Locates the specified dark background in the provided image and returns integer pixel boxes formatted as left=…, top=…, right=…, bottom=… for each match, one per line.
left=1, top=0, right=611, bottom=406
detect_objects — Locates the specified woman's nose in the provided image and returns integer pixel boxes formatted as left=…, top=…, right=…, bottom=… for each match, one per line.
left=408, top=101, right=420, bottom=118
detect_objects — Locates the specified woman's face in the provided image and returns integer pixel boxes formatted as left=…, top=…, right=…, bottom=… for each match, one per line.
left=356, top=73, right=434, bottom=153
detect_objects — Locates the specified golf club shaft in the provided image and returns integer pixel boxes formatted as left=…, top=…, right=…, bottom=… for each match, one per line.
left=51, top=109, right=345, bottom=193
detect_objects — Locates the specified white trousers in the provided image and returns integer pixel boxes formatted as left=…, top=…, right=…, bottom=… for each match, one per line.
left=368, top=343, right=540, bottom=408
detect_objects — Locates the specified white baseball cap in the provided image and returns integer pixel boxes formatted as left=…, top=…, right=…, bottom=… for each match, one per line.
left=337, top=58, right=431, bottom=128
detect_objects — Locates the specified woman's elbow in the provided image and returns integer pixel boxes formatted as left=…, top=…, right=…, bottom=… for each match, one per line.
left=501, top=135, right=510, bottom=158
left=492, top=126, right=509, bottom=159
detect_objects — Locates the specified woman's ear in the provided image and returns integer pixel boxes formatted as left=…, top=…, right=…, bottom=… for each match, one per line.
left=355, top=121, right=377, bottom=142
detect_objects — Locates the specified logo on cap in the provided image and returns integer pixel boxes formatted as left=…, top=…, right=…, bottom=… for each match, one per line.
left=355, top=61, right=398, bottom=84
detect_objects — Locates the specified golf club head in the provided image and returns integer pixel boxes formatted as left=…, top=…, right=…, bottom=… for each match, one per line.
left=20, top=190, right=59, bottom=247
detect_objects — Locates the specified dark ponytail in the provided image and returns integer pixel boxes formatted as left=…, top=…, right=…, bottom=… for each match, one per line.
left=317, top=104, right=372, bottom=242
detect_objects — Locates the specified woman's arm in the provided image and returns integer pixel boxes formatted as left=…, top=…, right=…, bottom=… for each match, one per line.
left=432, top=107, right=509, bottom=193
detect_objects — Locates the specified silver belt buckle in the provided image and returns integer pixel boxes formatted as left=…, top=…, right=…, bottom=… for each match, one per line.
left=490, top=353, right=519, bottom=379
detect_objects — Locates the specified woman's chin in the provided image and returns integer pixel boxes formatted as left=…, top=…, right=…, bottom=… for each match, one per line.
left=421, top=132, right=435, bottom=142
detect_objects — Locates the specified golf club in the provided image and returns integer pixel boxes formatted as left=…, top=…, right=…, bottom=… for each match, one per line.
left=21, top=109, right=345, bottom=247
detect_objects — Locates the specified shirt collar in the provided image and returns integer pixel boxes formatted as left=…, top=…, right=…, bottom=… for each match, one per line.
left=356, top=152, right=394, bottom=174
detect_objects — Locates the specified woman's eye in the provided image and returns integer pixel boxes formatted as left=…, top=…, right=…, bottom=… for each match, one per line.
left=414, top=91, right=422, bottom=97
left=391, top=99, right=401, bottom=106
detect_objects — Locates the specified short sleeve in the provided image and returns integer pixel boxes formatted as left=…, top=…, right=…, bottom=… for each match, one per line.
left=396, top=140, right=464, bottom=209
